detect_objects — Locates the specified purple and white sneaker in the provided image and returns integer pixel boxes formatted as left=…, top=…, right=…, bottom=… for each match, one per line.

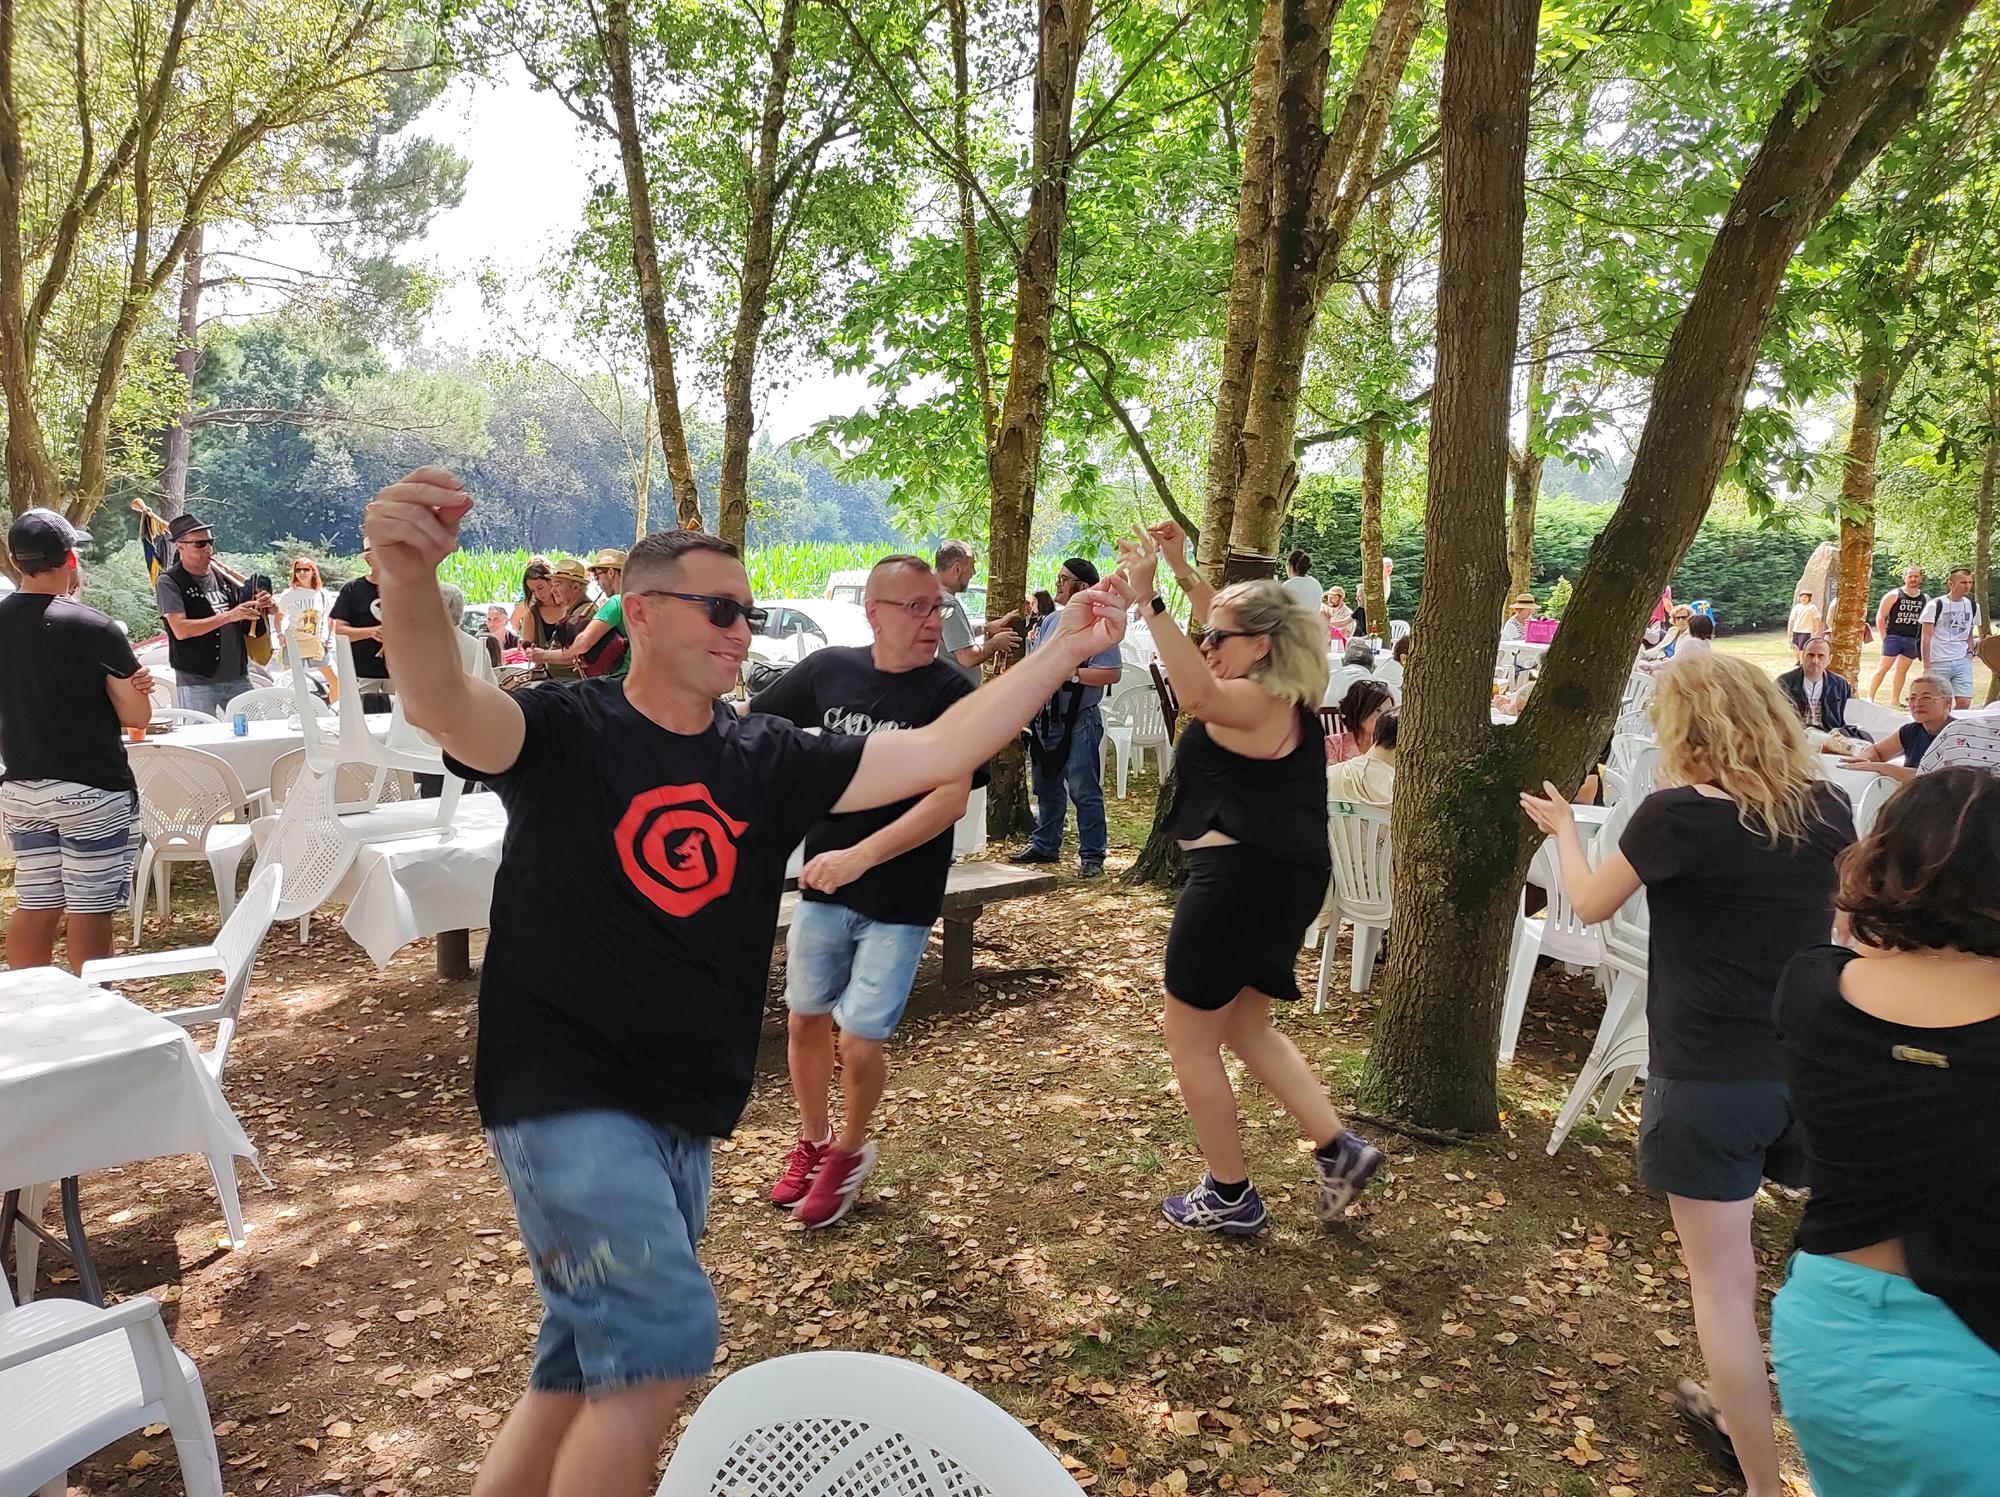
left=1161, top=1176, right=1268, bottom=1236
left=1312, top=1131, right=1383, bottom=1221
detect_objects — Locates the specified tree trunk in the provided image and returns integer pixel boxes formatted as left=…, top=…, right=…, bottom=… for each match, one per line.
left=1507, top=292, right=1556, bottom=597
left=160, top=226, right=204, bottom=520
left=1356, top=0, right=1539, bottom=1135
left=634, top=398, right=654, bottom=539
left=602, top=0, right=701, bottom=531
left=1830, top=348, right=1895, bottom=679
left=1977, top=372, right=1998, bottom=640
left=716, top=0, right=804, bottom=552
left=1359, top=209, right=1394, bottom=632
left=981, top=0, right=1094, bottom=840
left=1357, top=0, right=1976, bottom=1132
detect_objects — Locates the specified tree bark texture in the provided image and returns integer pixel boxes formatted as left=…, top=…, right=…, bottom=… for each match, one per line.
left=1356, top=0, right=1538, bottom=1135
left=981, top=0, right=1093, bottom=839
left=1224, top=0, right=1423, bottom=570
left=160, top=226, right=204, bottom=519
left=1507, top=292, right=1556, bottom=598
left=602, top=0, right=702, bottom=533
left=717, top=0, right=804, bottom=552
left=1359, top=212, right=1394, bottom=632
left=1359, top=0, right=1975, bottom=1131
left=1830, top=350, right=1894, bottom=679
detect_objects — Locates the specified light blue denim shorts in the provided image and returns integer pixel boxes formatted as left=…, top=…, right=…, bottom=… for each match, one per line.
left=487, top=1109, right=717, bottom=1395
left=1936, top=656, right=1976, bottom=700
left=784, top=898, right=930, bottom=1041
left=1773, top=1250, right=2000, bottom=1497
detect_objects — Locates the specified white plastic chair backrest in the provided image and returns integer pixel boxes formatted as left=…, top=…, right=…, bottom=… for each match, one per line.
left=1124, top=685, right=1168, bottom=744
left=1624, top=671, right=1656, bottom=712
left=1600, top=766, right=1630, bottom=807
left=208, top=864, right=283, bottom=1071
left=252, top=764, right=361, bottom=923
left=655, top=1351, right=1085, bottom=1497
left=1628, top=744, right=1662, bottom=799
left=1389, top=619, right=1411, bottom=643
left=1591, top=793, right=1650, bottom=971
left=148, top=673, right=179, bottom=712
left=1327, top=803, right=1393, bottom=923
left=1529, top=836, right=1598, bottom=950
left=390, top=631, right=491, bottom=753
left=267, top=748, right=411, bottom=810
left=153, top=706, right=218, bottom=726
left=129, top=744, right=254, bottom=853
left=1609, top=733, right=1650, bottom=777
left=332, top=633, right=377, bottom=747
left=284, top=631, right=338, bottom=773
left=224, top=687, right=299, bottom=722
left=1099, top=684, right=1141, bottom=728
left=1852, top=774, right=1896, bottom=839
left=1324, top=663, right=1370, bottom=709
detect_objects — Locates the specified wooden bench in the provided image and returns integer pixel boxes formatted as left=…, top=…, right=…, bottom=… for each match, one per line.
left=775, top=861, right=1060, bottom=988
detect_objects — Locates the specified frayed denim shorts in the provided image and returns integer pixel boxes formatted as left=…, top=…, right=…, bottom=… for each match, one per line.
left=487, top=1108, right=717, bottom=1395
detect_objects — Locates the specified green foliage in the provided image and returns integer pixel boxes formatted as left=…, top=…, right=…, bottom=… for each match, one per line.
left=1542, top=576, right=1573, bottom=619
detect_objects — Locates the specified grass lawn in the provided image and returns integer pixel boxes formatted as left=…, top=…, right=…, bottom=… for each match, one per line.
left=1717, top=626, right=1995, bottom=702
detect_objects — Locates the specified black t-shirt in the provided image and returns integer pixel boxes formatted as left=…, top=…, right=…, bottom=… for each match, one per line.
left=748, top=646, right=982, bottom=926
left=329, top=576, right=386, bottom=679
left=1898, top=718, right=1943, bottom=765
left=1777, top=945, right=2000, bottom=1353
left=0, top=594, right=141, bottom=792
left=1619, top=782, right=1854, bottom=1080
left=446, top=681, right=864, bottom=1138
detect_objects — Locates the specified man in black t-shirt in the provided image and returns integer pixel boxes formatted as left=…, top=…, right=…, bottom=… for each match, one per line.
left=749, top=556, right=986, bottom=1229
left=0, top=509, right=153, bottom=970
left=154, top=511, right=271, bottom=715
left=330, top=553, right=391, bottom=703
left=363, top=466, right=1127, bottom=1497
left=1868, top=565, right=1927, bottom=703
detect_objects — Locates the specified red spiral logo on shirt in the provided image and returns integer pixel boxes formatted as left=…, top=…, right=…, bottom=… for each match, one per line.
left=612, top=783, right=747, bottom=917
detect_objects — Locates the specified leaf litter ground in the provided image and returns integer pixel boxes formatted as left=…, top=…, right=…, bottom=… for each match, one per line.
left=21, top=783, right=1811, bottom=1496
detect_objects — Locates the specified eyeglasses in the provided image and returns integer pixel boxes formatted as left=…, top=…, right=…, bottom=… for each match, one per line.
left=589, top=566, right=618, bottom=576
left=878, top=598, right=946, bottom=619
left=182, top=538, right=214, bottom=550
left=634, top=590, right=768, bottom=629
left=1200, top=628, right=1255, bottom=650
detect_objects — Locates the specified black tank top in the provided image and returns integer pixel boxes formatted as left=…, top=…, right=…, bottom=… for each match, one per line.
left=1885, top=588, right=1929, bottom=639
left=1165, top=704, right=1330, bottom=867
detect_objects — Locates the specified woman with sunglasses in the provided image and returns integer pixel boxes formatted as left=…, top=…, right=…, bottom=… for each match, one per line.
left=1119, top=523, right=1382, bottom=1235
left=276, top=554, right=337, bottom=700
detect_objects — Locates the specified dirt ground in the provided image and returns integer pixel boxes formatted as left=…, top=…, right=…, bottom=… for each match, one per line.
left=7, top=782, right=1811, bottom=1497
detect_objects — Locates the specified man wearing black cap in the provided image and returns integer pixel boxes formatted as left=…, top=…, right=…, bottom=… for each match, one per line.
left=0, top=509, right=154, bottom=970
left=1010, top=557, right=1122, bottom=876
left=155, top=511, right=271, bottom=714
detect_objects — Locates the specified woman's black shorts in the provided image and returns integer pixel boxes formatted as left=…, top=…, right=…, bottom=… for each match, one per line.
left=1163, top=844, right=1331, bottom=1011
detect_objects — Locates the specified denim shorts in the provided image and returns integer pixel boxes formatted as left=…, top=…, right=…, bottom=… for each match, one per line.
left=487, top=1109, right=717, bottom=1394
left=784, top=898, right=930, bottom=1041
left=1773, top=1251, right=2000, bottom=1497
left=1935, top=656, right=1976, bottom=698
left=0, top=781, right=140, bottom=914
left=1635, top=1075, right=1805, bottom=1201
left=1881, top=633, right=1921, bottom=659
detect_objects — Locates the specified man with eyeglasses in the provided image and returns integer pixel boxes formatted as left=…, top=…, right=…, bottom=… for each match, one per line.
left=745, top=555, right=985, bottom=1228
left=154, top=511, right=273, bottom=714
left=364, top=466, right=1127, bottom=1497
left=1011, top=557, right=1123, bottom=877
left=533, top=547, right=631, bottom=678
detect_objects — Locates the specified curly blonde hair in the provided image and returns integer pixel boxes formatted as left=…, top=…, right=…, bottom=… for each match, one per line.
left=1209, top=578, right=1329, bottom=708
left=1649, top=651, right=1824, bottom=845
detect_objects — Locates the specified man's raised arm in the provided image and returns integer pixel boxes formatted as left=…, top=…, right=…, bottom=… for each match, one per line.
left=365, top=468, right=526, bottom=776
left=833, top=582, right=1129, bottom=814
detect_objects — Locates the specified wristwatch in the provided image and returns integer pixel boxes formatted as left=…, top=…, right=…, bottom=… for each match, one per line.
left=1148, top=594, right=1167, bottom=616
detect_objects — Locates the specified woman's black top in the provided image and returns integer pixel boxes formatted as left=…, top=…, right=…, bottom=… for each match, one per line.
left=1776, top=943, right=2000, bottom=1353
left=1164, top=703, right=1329, bottom=867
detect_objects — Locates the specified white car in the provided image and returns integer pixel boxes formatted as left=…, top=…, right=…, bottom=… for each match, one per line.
left=748, top=598, right=873, bottom=674
left=824, top=567, right=987, bottom=621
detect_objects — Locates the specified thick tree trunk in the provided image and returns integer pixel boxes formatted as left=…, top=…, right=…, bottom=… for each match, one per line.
left=716, top=0, right=804, bottom=552
left=1977, top=374, right=1998, bottom=641
left=982, top=0, right=1093, bottom=839
left=1360, top=416, right=1387, bottom=628
left=1507, top=293, right=1556, bottom=597
left=1830, top=349, right=1894, bottom=678
left=160, top=227, right=204, bottom=520
left=1358, top=0, right=1976, bottom=1132
left=1356, top=0, right=1538, bottom=1134
left=602, top=0, right=702, bottom=531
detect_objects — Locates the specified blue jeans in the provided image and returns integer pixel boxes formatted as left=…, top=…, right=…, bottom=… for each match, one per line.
left=487, top=1109, right=717, bottom=1393
left=175, top=675, right=250, bottom=716
left=785, top=899, right=930, bottom=1040
left=1773, top=1251, right=2000, bottom=1496
left=1028, top=708, right=1106, bottom=864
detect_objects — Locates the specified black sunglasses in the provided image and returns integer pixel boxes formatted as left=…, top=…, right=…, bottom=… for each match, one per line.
left=635, top=590, right=768, bottom=629
left=1200, top=627, right=1255, bottom=649
left=182, top=537, right=215, bottom=549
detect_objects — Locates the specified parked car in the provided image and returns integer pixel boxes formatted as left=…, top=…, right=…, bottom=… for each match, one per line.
left=823, top=567, right=986, bottom=621
left=745, top=598, right=872, bottom=684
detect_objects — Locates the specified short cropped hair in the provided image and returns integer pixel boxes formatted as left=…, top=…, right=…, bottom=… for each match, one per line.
left=624, top=529, right=740, bottom=593
left=1839, top=768, right=2000, bottom=956
left=935, top=540, right=974, bottom=571
left=1342, top=640, right=1377, bottom=669
left=1687, top=612, right=1714, bottom=639
left=866, top=554, right=932, bottom=598
left=1373, top=708, right=1399, bottom=750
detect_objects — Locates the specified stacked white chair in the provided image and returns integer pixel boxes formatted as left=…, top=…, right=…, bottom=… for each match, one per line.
left=127, top=743, right=266, bottom=934
left=266, top=748, right=412, bottom=813
left=1547, top=795, right=1651, bottom=1154
left=1499, top=837, right=1603, bottom=1064
left=224, top=685, right=319, bottom=722
left=0, top=1276, right=224, bottom=1497
left=329, top=635, right=464, bottom=829
left=1101, top=684, right=1172, bottom=798
left=1314, top=803, right=1393, bottom=1010
left=655, top=1351, right=1085, bottom=1496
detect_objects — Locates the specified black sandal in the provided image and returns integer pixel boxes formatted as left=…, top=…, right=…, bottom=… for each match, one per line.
left=1674, top=1379, right=1746, bottom=1483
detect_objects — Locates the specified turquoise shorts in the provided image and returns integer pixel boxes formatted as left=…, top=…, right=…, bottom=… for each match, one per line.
left=1773, top=1251, right=2000, bottom=1497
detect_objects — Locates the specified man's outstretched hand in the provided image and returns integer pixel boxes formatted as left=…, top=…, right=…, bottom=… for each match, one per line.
left=365, top=468, right=473, bottom=583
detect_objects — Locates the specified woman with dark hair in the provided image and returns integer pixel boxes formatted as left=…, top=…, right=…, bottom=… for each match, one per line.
left=1771, top=768, right=2000, bottom=1497
left=1331, top=677, right=1391, bottom=763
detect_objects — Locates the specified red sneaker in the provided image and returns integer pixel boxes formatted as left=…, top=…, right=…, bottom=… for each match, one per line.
left=794, top=1140, right=879, bottom=1229
left=771, top=1134, right=832, bottom=1208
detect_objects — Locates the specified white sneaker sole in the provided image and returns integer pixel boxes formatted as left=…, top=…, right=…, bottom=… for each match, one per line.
left=800, top=1141, right=879, bottom=1229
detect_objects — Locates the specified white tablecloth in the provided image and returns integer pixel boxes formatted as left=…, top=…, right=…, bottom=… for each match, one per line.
left=155, top=714, right=390, bottom=796
left=0, top=968, right=255, bottom=1245
left=333, top=796, right=510, bottom=967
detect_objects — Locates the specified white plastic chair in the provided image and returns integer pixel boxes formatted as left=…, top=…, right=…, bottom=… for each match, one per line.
left=1499, top=837, right=1604, bottom=1064
left=250, top=764, right=362, bottom=945
left=0, top=1277, right=224, bottom=1497
left=127, top=743, right=266, bottom=935
left=1388, top=619, right=1411, bottom=644
left=1314, top=803, right=1392, bottom=1009
left=1322, top=663, right=1373, bottom=709
left=1101, top=685, right=1171, bottom=798
left=655, top=1351, right=1085, bottom=1497
left=331, top=634, right=463, bottom=828
left=81, top=865, right=283, bottom=1082
left=1852, top=773, right=1896, bottom=839
left=1548, top=796, right=1652, bottom=1155
left=152, top=706, right=218, bottom=727
left=266, top=748, right=412, bottom=812
left=147, top=672, right=180, bottom=714
left=224, top=686, right=313, bottom=722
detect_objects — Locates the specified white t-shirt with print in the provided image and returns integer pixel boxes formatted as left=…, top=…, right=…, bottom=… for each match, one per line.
left=276, top=586, right=331, bottom=660
left=1919, top=594, right=1980, bottom=663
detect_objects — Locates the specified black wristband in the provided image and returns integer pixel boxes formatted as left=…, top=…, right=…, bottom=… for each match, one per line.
left=1148, top=594, right=1167, bottom=616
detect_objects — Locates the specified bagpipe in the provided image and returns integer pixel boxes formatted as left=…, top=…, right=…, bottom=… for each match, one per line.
left=131, top=499, right=275, bottom=666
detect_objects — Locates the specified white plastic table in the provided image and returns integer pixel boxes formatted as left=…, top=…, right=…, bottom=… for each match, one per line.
left=153, top=714, right=390, bottom=796
left=0, top=968, right=257, bottom=1304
